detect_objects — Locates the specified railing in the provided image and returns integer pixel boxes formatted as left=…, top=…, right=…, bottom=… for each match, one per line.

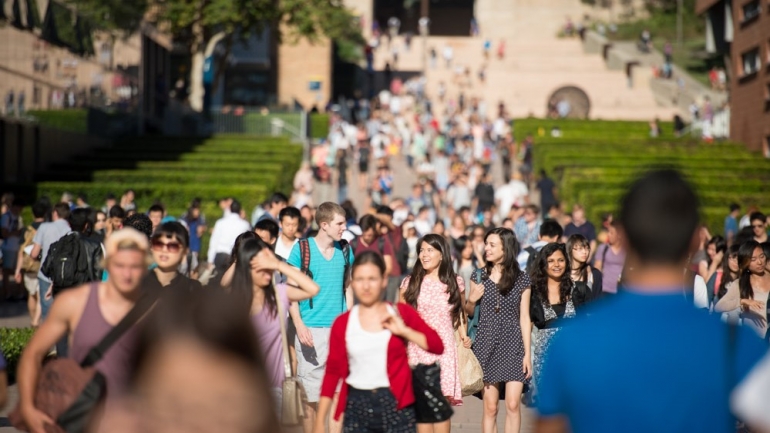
left=210, top=108, right=307, bottom=142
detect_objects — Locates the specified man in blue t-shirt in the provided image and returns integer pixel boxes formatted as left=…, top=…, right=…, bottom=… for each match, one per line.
left=287, top=202, right=353, bottom=433
left=536, top=170, right=767, bottom=433
left=724, top=203, right=740, bottom=246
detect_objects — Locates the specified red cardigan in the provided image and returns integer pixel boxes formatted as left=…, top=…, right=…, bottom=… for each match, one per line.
left=320, top=302, right=444, bottom=420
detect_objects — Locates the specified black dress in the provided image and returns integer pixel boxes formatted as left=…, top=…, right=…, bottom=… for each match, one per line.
left=471, top=269, right=531, bottom=384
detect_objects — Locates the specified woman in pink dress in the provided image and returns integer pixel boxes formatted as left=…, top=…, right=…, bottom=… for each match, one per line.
left=401, top=234, right=471, bottom=433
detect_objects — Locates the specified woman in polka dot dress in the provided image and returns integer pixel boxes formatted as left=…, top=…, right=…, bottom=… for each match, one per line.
left=401, top=234, right=471, bottom=433
left=464, top=228, right=532, bottom=433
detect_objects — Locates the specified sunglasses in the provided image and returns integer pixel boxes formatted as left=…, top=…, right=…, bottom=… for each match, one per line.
left=752, top=224, right=765, bottom=229
left=151, top=240, right=182, bottom=253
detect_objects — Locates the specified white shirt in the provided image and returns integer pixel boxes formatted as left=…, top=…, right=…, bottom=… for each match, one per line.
left=346, top=305, right=393, bottom=390
left=692, top=274, right=709, bottom=309
left=732, top=352, right=770, bottom=430
left=207, top=213, right=252, bottom=263
left=275, top=236, right=298, bottom=261
left=495, top=180, right=529, bottom=220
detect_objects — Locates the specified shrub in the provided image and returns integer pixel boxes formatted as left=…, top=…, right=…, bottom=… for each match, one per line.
left=0, top=327, right=35, bottom=383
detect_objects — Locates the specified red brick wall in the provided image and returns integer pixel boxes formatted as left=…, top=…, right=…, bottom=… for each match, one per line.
left=729, top=1, right=770, bottom=152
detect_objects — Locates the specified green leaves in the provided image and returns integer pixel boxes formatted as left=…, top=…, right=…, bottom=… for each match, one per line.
left=0, top=328, right=35, bottom=384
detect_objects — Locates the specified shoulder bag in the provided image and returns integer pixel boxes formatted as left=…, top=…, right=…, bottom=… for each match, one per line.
left=454, top=328, right=483, bottom=396
left=10, top=285, right=159, bottom=433
left=275, top=276, right=307, bottom=426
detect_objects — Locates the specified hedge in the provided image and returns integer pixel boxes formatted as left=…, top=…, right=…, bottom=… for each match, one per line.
left=0, top=328, right=35, bottom=384
left=27, top=110, right=88, bottom=134
left=526, top=118, right=770, bottom=234
left=310, top=113, right=330, bottom=139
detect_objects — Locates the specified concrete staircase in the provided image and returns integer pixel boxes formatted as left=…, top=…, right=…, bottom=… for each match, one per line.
left=373, top=0, right=679, bottom=121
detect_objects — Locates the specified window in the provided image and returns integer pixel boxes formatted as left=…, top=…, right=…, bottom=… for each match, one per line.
left=742, top=48, right=761, bottom=76
left=742, top=0, right=761, bottom=22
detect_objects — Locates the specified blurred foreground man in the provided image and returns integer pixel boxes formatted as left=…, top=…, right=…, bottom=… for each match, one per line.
left=536, top=169, right=767, bottom=433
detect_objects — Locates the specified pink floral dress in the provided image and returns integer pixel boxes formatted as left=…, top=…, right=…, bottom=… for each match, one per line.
left=401, top=275, right=464, bottom=406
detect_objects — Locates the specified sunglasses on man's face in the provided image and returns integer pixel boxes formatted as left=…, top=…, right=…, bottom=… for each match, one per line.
left=151, top=240, right=182, bottom=253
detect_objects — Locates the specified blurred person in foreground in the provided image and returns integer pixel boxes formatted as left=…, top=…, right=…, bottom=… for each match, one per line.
left=95, top=288, right=280, bottom=433
left=18, top=229, right=151, bottom=433
left=535, top=169, right=767, bottom=433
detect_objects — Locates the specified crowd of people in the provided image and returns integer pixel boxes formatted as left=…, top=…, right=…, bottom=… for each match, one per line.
left=0, top=73, right=768, bottom=433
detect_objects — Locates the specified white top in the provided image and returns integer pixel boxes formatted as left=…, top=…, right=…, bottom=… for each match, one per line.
left=274, top=237, right=298, bottom=261
left=732, top=352, right=770, bottom=430
left=692, top=274, right=709, bottom=309
left=207, top=213, right=252, bottom=263
left=495, top=180, right=529, bottom=220
left=346, top=305, right=393, bottom=390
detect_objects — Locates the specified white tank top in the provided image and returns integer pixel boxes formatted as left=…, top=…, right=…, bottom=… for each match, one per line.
left=345, top=305, right=393, bottom=390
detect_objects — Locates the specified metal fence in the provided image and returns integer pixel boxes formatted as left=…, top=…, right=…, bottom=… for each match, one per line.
left=210, top=109, right=307, bottom=142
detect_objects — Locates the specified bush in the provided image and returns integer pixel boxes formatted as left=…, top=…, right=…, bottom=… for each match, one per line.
left=27, top=110, right=88, bottom=134
left=528, top=118, right=770, bottom=234
left=0, top=328, right=35, bottom=383
left=311, top=113, right=330, bottom=139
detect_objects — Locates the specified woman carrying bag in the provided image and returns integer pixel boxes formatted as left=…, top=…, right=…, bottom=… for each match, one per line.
left=314, top=252, right=444, bottom=433
left=230, top=238, right=320, bottom=415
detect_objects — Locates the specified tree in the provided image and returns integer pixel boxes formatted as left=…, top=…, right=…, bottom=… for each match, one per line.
left=62, top=0, right=149, bottom=68
left=152, top=0, right=364, bottom=111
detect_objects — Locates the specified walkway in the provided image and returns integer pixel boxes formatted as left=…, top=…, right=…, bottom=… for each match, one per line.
left=372, top=0, right=678, bottom=120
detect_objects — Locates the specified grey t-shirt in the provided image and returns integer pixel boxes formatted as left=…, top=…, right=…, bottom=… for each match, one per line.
left=32, top=219, right=71, bottom=282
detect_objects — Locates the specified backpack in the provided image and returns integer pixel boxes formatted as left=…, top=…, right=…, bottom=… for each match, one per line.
left=298, top=238, right=351, bottom=309
left=20, top=224, right=41, bottom=274
left=524, top=246, right=538, bottom=275
left=42, top=232, right=87, bottom=292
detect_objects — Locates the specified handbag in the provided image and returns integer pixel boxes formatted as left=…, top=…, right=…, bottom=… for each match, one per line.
left=10, top=285, right=158, bottom=433
left=275, top=276, right=307, bottom=426
left=411, top=362, right=454, bottom=423
left=454, top=329, right=483, bottom=396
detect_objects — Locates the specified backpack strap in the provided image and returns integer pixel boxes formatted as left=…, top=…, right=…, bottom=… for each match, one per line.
left=340, top=239, right=351, bottom=297
left=81, top=283, right=160, bottom=367
left=299, top=239, right=313, bottom=309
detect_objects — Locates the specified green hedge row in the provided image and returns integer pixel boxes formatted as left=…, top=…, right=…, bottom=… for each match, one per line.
left=526, top=118, right=770, bottom=234
left=310, top=113, right=330, bottom=139
left=28, top=110, right=88, bottom=134
left=85, top=170, right=282, bottom=184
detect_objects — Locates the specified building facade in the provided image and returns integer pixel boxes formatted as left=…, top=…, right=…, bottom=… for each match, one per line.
left=697, top=0, right=770, bottom=155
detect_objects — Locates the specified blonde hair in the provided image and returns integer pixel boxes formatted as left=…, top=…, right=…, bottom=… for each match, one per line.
left=102, top=228, right=152, bottom=268
left=315, top=202, right=346, bottom=226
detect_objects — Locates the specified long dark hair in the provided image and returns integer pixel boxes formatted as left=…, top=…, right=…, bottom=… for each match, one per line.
left=453, top=235, right=470, bottom=263
left=530, top=243, right=572, bottom=306
left=404, top=234, right=463, bottom=328
left=706, top=235, right=726, bottom=267
left=718, top=244, right=741, bottom=299
left=737, top=241, right=761, bottom=300
left=483, top=227, right=522, bottom=296
left=228, top=231, right=257, bottom=268
left=232, top=238, right=277, bottom=318
left=565, top=234, right=590, bottom=283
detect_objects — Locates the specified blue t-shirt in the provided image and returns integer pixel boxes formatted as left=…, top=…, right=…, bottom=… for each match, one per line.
left=287, top=238, right=354, bottom=327
left=724, top=215, right=738, bottom=239
left=537, top=290, right=767, bottom=433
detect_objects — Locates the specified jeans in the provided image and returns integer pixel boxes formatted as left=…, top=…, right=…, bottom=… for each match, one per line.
left=338, top=185, right=348, bottom=204
left=39, top=278, right=53, bottom=322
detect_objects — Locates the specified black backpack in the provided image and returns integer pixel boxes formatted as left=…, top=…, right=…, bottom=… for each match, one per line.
left=42, top=232, right=87, bottom=292
left=298, top=238, right=351, bottom=309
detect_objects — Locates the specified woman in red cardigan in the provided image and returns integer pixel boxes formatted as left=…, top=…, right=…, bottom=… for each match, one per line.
left=314, top=251, right=445, bottom=433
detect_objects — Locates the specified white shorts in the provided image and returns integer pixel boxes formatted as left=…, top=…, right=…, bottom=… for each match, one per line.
left=294, top=327, right=332, bottom=403
left=24, top=273, right=39, bottom=295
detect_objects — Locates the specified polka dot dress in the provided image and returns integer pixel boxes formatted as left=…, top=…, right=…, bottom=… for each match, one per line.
left=471, top=269, right=531, bottom=384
